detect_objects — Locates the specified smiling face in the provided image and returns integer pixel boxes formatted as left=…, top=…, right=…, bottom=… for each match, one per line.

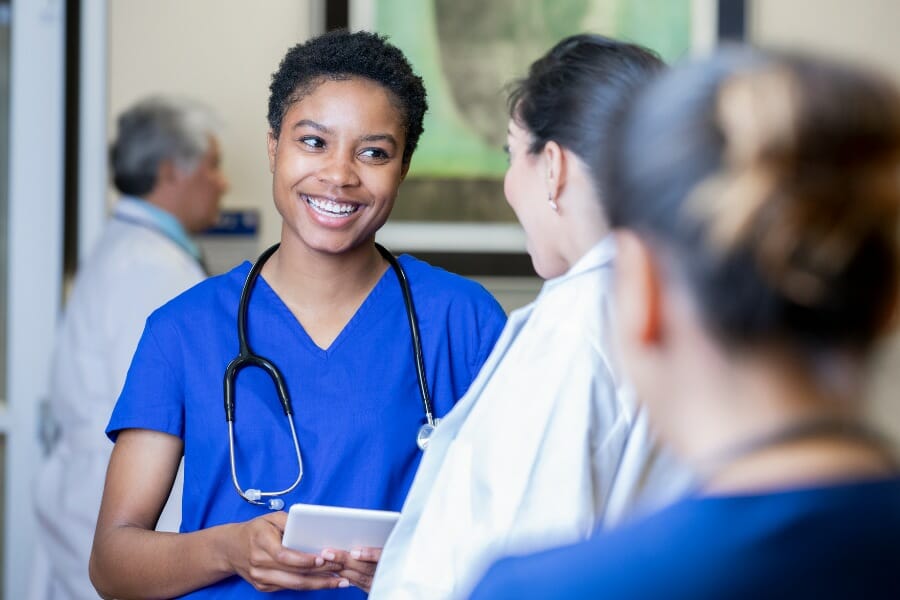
left=267, top=77, right=408, bottom=257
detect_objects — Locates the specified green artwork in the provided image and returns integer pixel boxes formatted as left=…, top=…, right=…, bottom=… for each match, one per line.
left=376, top=0, right=692, bottom=180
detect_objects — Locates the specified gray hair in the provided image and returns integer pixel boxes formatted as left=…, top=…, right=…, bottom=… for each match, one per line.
left=110, top=96, right=222, bottom=196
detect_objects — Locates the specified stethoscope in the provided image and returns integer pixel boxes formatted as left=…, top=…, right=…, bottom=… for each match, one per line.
left=224, top=242, right=439, bottom=510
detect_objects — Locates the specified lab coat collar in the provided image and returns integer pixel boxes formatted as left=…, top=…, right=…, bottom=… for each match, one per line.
left=538, top=235, right=616, bottom=296
left=114, top=196, right=202, bottom=261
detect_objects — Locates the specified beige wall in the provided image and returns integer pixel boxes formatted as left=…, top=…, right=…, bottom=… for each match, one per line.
left=751, top=0, right=900, bottom=84
left=751, top=0, right=900, bottom=440
left=108, top=0, right=318, bottom=248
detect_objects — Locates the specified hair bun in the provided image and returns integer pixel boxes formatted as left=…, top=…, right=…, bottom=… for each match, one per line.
left=688, top=59, right=900, bottom=312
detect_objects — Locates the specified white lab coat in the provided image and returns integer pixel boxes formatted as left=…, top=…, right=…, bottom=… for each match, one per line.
left=29, top=199, right=205, bottom=600
left=370, top=238, right=692, bottom=600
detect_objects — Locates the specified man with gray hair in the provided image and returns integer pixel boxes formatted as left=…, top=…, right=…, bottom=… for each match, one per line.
left=30, top=96, right=228, bottom=600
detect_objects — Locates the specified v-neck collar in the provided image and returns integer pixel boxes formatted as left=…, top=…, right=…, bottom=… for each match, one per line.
left=251, top=258, right=397, bottom=359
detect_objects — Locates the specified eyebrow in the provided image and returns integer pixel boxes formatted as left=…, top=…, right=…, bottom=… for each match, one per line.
left=291, top=120, right=397, bottom=148
left=360, top=133, right=398, bottom=148
left=292, top=119, right=332, bottom=134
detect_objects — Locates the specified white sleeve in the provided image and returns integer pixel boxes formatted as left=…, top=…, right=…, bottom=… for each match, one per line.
left=103, top=259, right=203, bottom=400
left=373, top=335, right=621, bottom=599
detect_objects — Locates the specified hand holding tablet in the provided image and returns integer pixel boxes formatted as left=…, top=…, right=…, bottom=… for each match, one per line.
left=281, top=503, right=401, bottom=554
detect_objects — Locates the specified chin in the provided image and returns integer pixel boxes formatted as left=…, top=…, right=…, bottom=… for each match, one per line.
left=531, top=257, right=565, bottom=280
left=299, top=232, right=368, bottom=256
left=530, top=257, right=549, bottom=280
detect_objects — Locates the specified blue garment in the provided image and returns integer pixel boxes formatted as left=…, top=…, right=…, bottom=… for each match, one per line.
left=471, top=478, right=900, bottom=599
left=108, top=255, right=506, bottom=599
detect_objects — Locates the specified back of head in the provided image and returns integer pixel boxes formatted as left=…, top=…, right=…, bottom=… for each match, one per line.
left=608, top=48, right=900, bottom=356
left=267, top=29, right=427, bottom=164
left=110, top=96, right=221, bottom=197
left=507, top=33, right=664, bottom=201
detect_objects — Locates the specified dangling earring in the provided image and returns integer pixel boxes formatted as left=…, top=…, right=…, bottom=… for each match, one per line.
left=548, top=193, right=559, bottom=212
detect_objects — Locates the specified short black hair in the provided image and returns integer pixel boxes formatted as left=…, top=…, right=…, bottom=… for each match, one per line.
left=507, top=34, right=664, bottom=204
left=268, top=29, right=428, bottom=164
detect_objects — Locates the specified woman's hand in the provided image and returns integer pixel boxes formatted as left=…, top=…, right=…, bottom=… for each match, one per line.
left=320, top=547, right=382, bottom=592
left=230, top=511, right=348, bottom=592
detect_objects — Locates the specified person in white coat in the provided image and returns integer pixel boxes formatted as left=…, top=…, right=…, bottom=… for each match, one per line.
left=370, top=35, right=693, bottom=599
left=30, top=96, right=228, bottom=600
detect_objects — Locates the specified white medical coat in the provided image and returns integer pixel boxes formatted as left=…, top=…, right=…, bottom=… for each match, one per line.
left=370, top=238, right=692, bottom=599
left=30, top=199, right=205, bottom=600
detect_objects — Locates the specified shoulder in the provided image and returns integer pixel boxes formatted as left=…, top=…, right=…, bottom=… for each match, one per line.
left=79, top=224, right=200, bottom=284
left=471, top=499, right=710, bottom=599
left=145, top=261, right=249, bottom=333
left=399, top=254, right=494, bottom=299
left=398, top=254, right=505, bottom=321
left=105, top=222, right=198, bottom=271
left=526, top=267, right=612, bottom=355
left=64, top=226, right=206, bottom=324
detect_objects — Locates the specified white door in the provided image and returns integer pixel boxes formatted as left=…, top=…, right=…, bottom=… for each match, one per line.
left=2, top=0, right=65, bottom=597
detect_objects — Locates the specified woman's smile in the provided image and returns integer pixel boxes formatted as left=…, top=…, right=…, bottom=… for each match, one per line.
left=302, top=193, right=362, bottom=219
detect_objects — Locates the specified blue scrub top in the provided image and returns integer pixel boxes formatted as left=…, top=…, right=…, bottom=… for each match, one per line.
left=108, top=255, right=506, bottom=599
left=471, top=477, right=900, bottom=599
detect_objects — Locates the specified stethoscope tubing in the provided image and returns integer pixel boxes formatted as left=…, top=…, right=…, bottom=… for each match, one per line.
left=225, top=242, right=436, bottom=508
left=375, top=244, right=437, bottom=427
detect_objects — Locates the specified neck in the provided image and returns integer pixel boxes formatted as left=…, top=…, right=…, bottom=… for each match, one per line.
left=555, top=165, right=609, bottom=271
left=553, top=201, right=608, bottom=274
left=563, top=219, right=608, bottom=269
left=142, top=188, right=193, bottom=233
left=702, top=421, right=895, bottom=495
left=663, top=346, right=891, bottom=494
left=262, top=232, right=387, bottom=309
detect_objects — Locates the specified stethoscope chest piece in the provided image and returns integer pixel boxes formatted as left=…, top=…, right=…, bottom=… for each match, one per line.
left=417, top=419, right=441, bottom=451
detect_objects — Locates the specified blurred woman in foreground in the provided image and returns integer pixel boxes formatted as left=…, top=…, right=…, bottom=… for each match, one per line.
left=472, top=49, right=900, bottom=598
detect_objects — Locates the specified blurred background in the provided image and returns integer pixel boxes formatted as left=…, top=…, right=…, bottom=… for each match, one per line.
left=1, top=0, right=899, bottom=597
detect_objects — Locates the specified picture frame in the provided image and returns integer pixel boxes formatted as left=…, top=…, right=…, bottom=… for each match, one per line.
left=344, top=0, right=729, bottom=275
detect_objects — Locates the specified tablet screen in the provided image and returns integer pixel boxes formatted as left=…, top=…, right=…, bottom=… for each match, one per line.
left=282, top=503, right=401, bottom=554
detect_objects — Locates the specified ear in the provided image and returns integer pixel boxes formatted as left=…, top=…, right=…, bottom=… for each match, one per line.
left=542, top=140, right=566, bottom=205
left=400, top=160, right=410, bottom=181
left=156, top=158, right=178, bottom=186
left=615, top=230, right=663, bottom=347
left=267, top=130, right=278, bottom=174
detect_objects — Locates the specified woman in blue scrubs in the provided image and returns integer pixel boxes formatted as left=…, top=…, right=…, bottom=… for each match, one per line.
left=472, top=49, right=900, bottom=598
left=89, top=30, right=506, bottom=599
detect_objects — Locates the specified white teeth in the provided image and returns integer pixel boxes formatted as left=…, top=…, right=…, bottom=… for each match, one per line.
left=304, top=195, right=358, bottom=217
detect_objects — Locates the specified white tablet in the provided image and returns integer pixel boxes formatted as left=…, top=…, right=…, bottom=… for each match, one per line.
left=282, top=503, right=401, bottom=554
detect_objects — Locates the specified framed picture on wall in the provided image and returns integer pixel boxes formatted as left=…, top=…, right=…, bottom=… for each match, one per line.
left=349, top=0, right=722, bottom=275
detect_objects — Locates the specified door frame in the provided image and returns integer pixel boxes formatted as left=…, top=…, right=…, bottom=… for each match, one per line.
left=3, top=0, right=65, bottom=597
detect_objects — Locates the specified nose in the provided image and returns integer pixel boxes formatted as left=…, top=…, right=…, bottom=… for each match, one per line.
left=316, top=153, right=360, bottom=188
